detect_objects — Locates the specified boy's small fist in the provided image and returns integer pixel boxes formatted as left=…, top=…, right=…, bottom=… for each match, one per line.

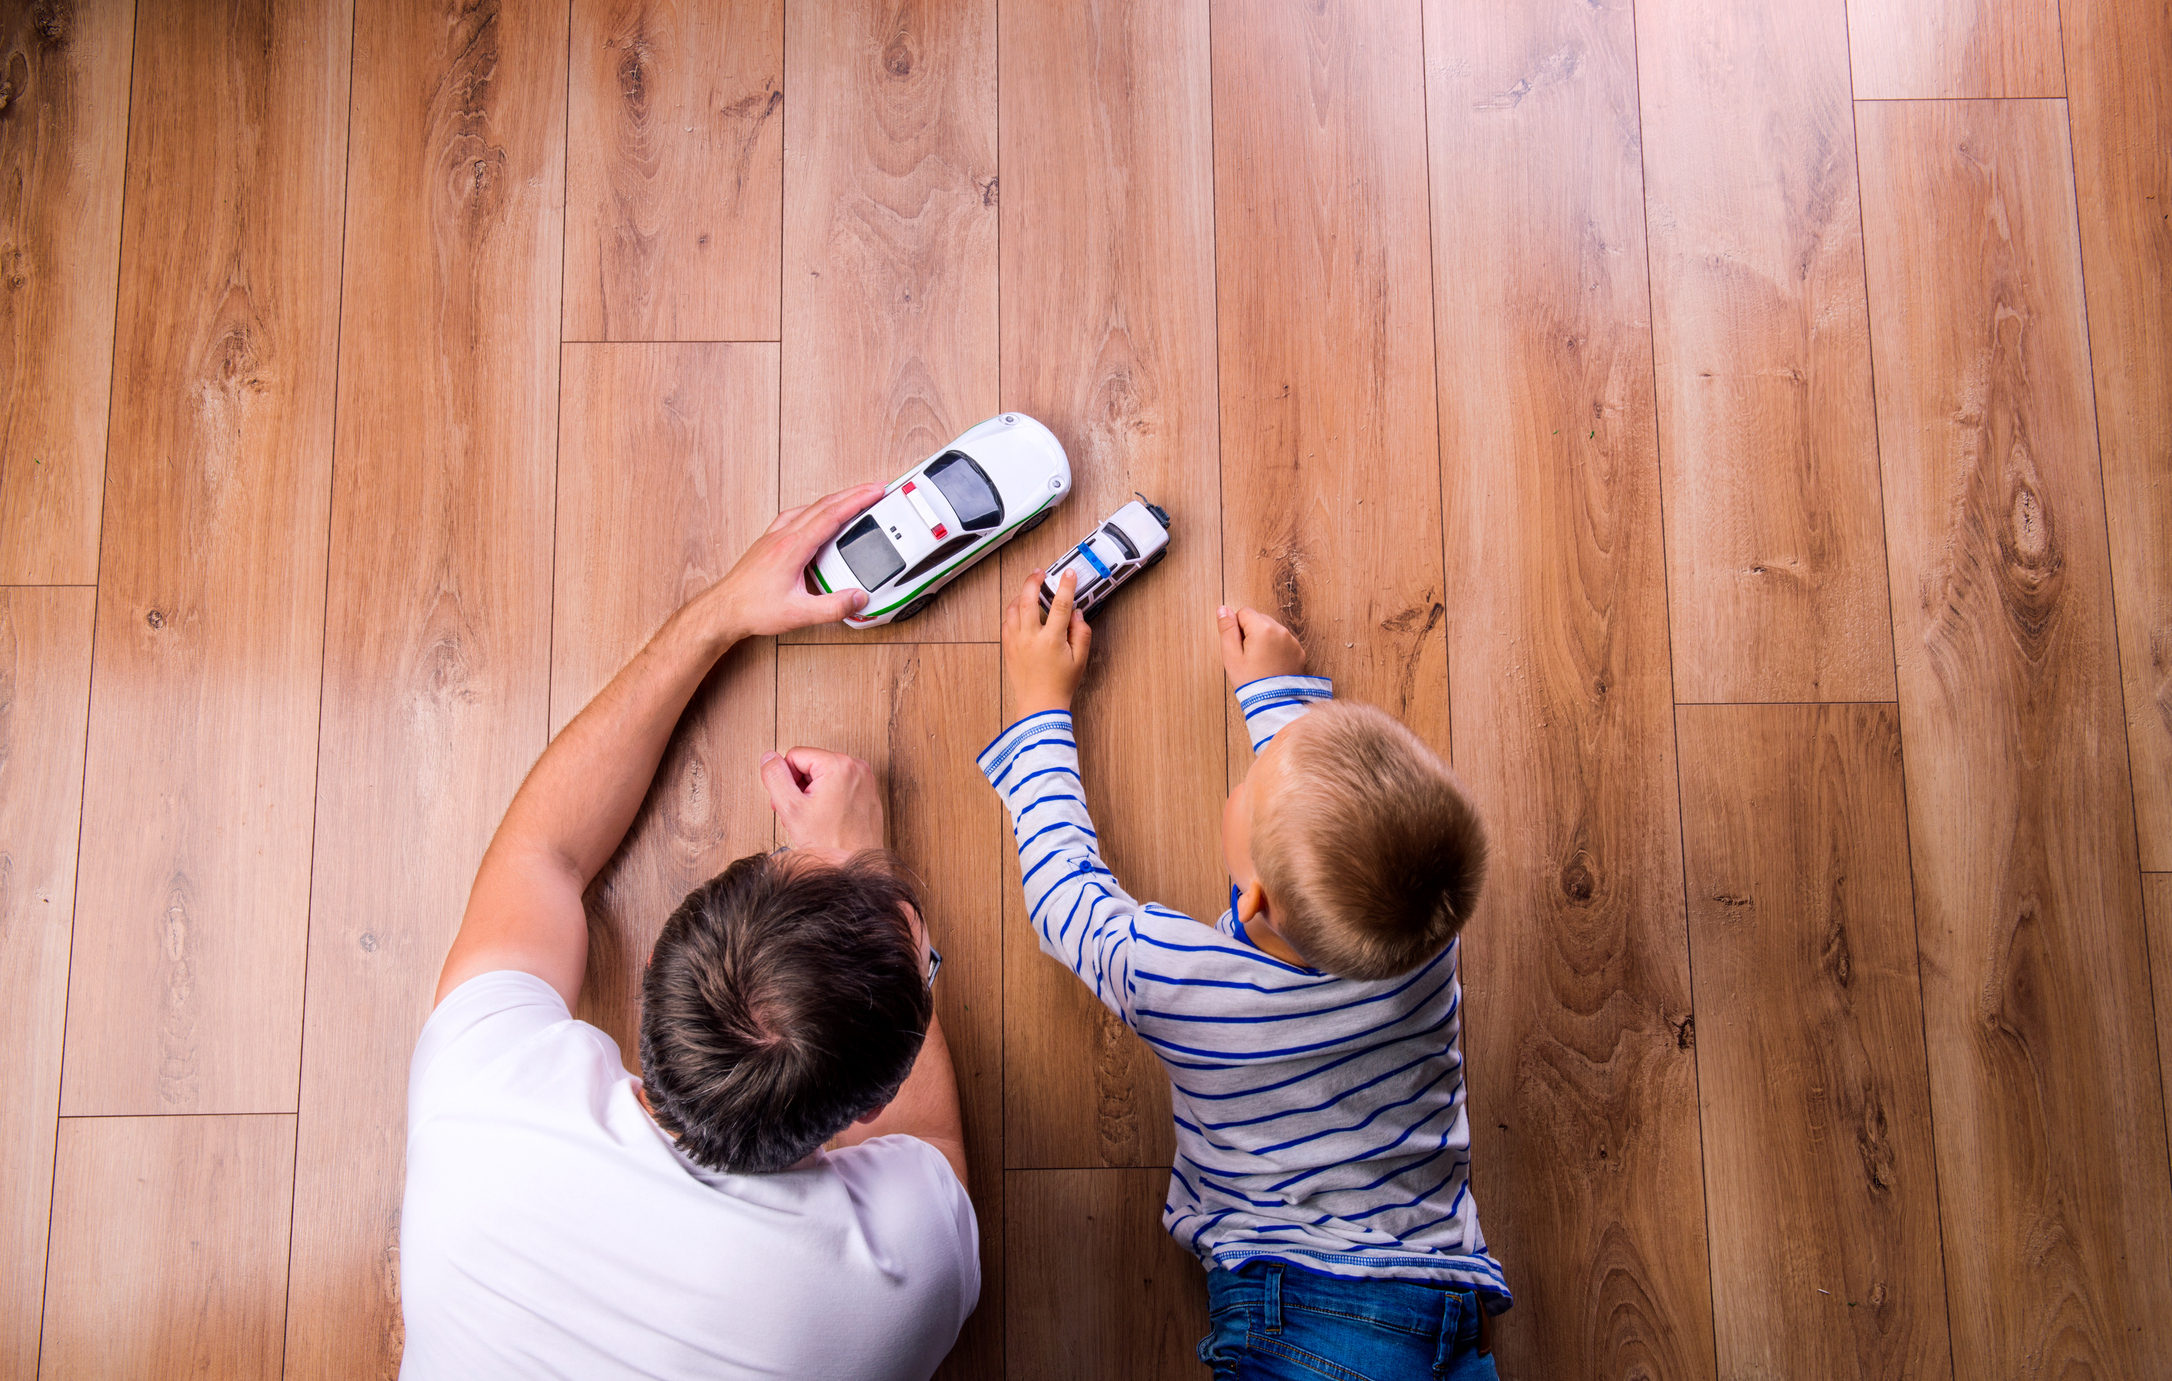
left=1218, top=605, right=1306, bottom=687
left=1003, top=570, right=1093, bottom=716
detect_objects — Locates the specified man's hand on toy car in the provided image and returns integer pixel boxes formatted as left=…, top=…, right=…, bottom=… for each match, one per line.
left=1218, top=605, right=1307, bottom=687
left=707, top=482, right=885, bottom=640
left=1005, top=569, right=1093, bottom=717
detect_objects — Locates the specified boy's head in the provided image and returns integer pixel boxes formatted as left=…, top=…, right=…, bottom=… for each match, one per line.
left=638, top=848, right=932, bottom=1174
left=1226, top=702, right=1486, bottom=981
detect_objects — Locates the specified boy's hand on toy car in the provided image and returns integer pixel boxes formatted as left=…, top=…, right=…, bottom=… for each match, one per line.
left=707, top=482, right=886, bottom=640
left=1004, top=570, right=1093, bottom=716
left=761, top=746, right=885, bottom=852
left=1218, top=605, right=1307, bottom=687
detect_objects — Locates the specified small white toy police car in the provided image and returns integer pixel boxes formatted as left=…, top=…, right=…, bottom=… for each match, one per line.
left=1038, top=498, right=1171, bottom=621
left=809, top=414, right=1072, bottom=627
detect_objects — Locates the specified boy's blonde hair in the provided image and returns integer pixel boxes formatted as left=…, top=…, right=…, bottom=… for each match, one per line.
left=1252, top=702, right=1486, bottom=981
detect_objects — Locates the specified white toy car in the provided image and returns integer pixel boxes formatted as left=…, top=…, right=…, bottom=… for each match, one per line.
left=809, top=413, right=1072, bottom=627
left=1038, top=498, right=1171, bottom=621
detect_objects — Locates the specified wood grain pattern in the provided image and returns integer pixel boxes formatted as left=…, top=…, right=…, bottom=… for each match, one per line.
left=2064, top=0, right=2172, bottom=870
left=1676, top=703, right=1950, bottom=1379
left=554, top=343, right=780, bottom=1057
left=1005, top=1169, right=1210, bottom=1381
left=565, top=0, right=783, bottom=342
left=1636, top=0, right=1895, bottom=703
left=1856, top=97, right=2172, bottom=1377
left=779, top=0, right=998, bottom=644
left=775, top=644, right=1003, bottom=1380
left=1422, top=1, right=1717, bottom=1376
left=0, top=0, right=131, bottom=585
left=0, top=587, right=93, bottom=1376
left=1845, top=0, right=2064, bottom=100
left=1211, top=0, right=1446, bottom=747
left=62, top=0, right=348, bottom=1115
left=281, top=1, right=567, bottom=1374
left=39, top=1114, right=296, bottom=1380
left=996, top=0, right=1218, bottom=1170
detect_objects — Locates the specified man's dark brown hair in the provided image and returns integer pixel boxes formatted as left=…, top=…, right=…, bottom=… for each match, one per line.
left=639, top=850, right=931, bottom=1174
left=1252, top=701, right=1487, bottom=981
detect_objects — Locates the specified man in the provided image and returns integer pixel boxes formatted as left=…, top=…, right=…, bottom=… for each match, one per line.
left=398, top=485, right=977, bottom=1380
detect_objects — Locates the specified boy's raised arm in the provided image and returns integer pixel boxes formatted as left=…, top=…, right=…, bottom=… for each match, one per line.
left=982, top=572, right=1142, bottom=1017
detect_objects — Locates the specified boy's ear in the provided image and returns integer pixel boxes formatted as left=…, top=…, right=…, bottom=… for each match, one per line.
left=1235, top=878, right=1270, bottom=927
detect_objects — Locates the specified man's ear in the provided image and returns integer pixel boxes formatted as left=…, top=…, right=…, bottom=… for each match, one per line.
left=854, top=1102, right=891, bottom=1126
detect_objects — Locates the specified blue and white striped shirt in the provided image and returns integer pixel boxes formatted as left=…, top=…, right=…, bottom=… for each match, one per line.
left=978, top=675, right=1509, bottom=1305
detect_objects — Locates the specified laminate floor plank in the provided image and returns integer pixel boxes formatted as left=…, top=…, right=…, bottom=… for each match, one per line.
left=553, top=342, right=780, bottom=1056
left=2063, top=0, right=2172, bottom=870
left=995, top=0, right=1218, bottom=1171
left=1856, top=96, right=2172, bottom=1378
left=1210, top=0, right=1446, bottom=749
left=39, top=1113, right=296, bottom=1381
left=1845, top=0, right=2064, bottom=100
left=778, top=0, right=998, bottom=645
left=565, top=0, right=782, bottom=343
left=0, top=588, right=94, bottom=1377
left=0, top=0, right=131, bottom=585
left=281, top=2, right=568, bottom=1373
left=62, top=0, right=349, bottom=1116
left=1005, top=1169, right=1209, bottom=1381
left=1676, top=703, right=1951, bottom=1379
left=1637, top=0, right=1895, bottom=704
left=775, top=644, right=1004, bottom=1380
left=1423, top=1, right=1717, bottom=1375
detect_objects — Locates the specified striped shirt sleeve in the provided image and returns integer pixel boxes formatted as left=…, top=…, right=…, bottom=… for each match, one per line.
left=1234, top=674, right=1334, bottom=751
left=976, top=711, right=1141, bottom=1021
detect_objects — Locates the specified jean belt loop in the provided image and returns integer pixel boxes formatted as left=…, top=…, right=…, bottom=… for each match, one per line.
left=1433, top=1289, right=1467, bottom=1375
left=1263, top=1264, right=1284, bottom=1335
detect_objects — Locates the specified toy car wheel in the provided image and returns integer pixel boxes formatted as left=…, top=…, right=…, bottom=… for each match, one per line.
left=1018, top=508, right=1052, bottom=535
left=890, top=592, right=936, bottom=624
left=1142, top=547, right=1167, bottom=570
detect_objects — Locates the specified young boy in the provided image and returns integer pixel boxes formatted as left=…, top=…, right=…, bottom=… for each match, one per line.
left=983, top=571, right=1507, bottom=1379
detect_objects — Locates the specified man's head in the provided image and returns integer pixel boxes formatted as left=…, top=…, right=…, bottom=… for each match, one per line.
left=1224, top=702, right=1486, bottom=981
left=638, top=849, right=932, bottom=1174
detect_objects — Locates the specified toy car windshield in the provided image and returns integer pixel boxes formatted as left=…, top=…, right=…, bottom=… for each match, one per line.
left=924, top=452, right=1002, bottom=530
left=836, top=514, right=907, bottom=590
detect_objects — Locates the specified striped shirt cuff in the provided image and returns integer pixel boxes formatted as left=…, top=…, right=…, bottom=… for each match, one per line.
left=1234, top=675, right=1333, bottom=752
left=978, top=709, right=1077, bottom=787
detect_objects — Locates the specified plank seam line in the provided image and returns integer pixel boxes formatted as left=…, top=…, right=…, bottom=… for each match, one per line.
left=1415, top=0, right=1452, bottom=766
left=1624, top=2, right=1722, bottom=1372
left=992, top=4, right=1007, bottom=1365
left=1851, top=95, right=2070, bottom=103
left=547, top=0, right=575, bottom=752
left=2051, top=10, right=2172, bottom=1185
left=560, top=339, right=785, bottom=346
left=59, top=1109, right=300, bottom=1119
left=281, top=0, right=365, bottom=1368
left=1675, top=699, right=1903, bottom=709
left=40, top=0, right=145, bottom=1366
left=1838, top=22, right=1962, bottom=1369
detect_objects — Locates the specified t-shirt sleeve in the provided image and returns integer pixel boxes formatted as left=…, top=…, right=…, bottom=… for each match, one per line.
left=828, top=1134, right=983, bottom=1335
left=408, top=970, right=576, bottom=1125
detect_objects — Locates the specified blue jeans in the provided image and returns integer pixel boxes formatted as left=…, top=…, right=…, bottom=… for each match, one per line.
left=1197, top=1262, right=1500, bottom=1381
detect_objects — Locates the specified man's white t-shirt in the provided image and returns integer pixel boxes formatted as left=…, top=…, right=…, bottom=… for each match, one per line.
left=399, top=971, right=980, bottom=1380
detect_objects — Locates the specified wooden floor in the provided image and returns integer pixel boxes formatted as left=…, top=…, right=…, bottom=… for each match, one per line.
left=2, top=0, right=2167, bottom=1376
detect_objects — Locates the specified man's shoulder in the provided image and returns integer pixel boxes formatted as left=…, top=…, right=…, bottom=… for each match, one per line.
left=408, top=970, right=619, bottom=1125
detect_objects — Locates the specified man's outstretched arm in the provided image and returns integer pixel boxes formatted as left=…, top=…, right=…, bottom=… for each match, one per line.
left=435, top=484, right=882, bottom=1009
